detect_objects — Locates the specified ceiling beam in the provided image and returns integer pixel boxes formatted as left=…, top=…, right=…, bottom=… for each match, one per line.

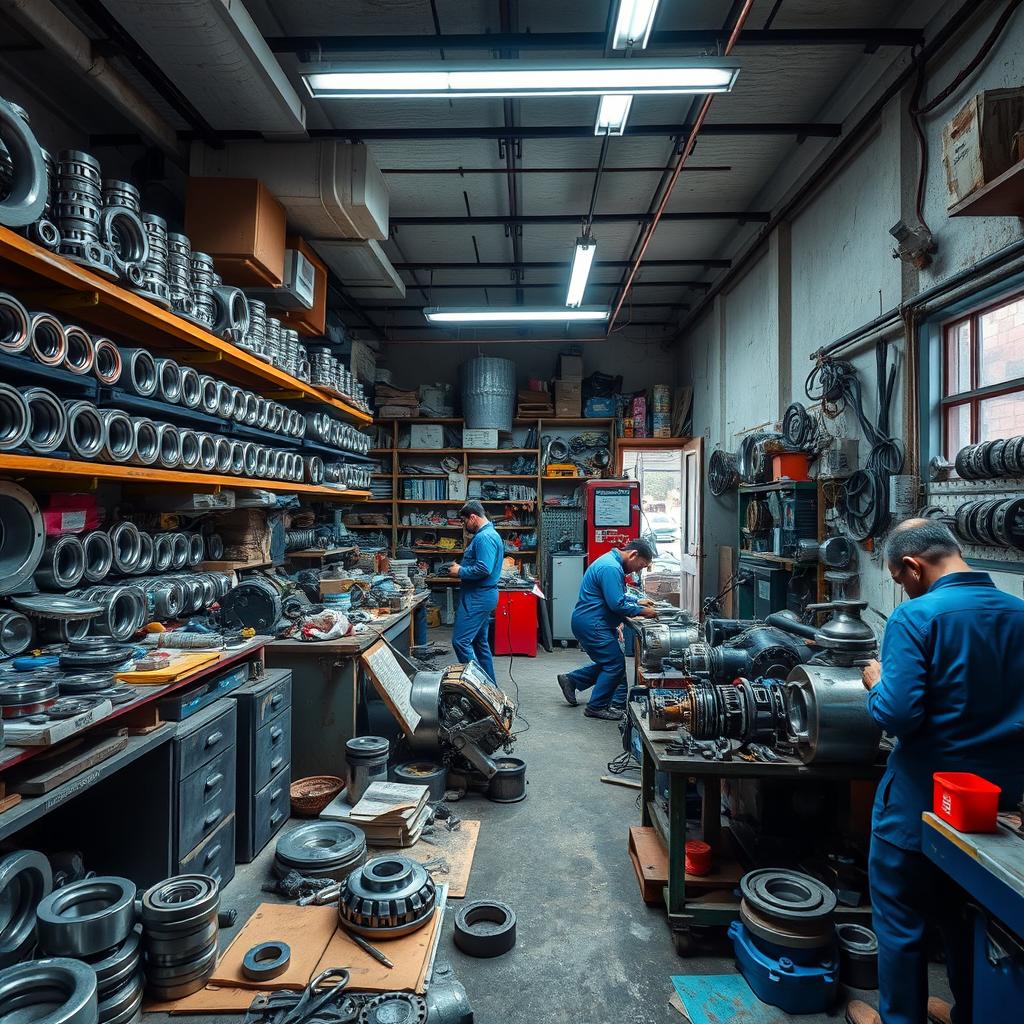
left=391, top=280, right=712, bottom=290
left=356, top=301, right=691, bottom=310
left=381, top=165, right=732, bottom=174
left=390, top=211, right=769, bottom=225
left=390, top=258, right=731, bottom=269
left=266, top=28, right=922, bottom=53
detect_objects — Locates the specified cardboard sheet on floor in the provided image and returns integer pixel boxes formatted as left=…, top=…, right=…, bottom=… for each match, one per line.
left=372, top=820, right=479, bottom=898
left=670, top=974, right=788, bottom=1024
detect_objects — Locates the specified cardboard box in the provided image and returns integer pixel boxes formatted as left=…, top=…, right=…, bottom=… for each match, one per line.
left=348, top=338, right=377, bottom=384
left=558, top=354, right=583, bottom=380
left=943, top=89, right=1024, bottom=205
left=185, top=178, right=286, bottom=287
left=553, top=380, right=582, bottom=418
left=631, top=395, right=647, bottom=438
left=648, top=383, right=671, bottom=413
left=410, top=424, right=444, bottom=448
left=652, top=411, right=672, bottom=438
left=279, top=236, right=327, bottom=336
left=463, top=428, right=498, bottom=449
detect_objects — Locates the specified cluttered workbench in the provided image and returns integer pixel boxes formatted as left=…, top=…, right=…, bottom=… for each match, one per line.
left=266, top=593, right=429, bottom=778
left=630, top=700, right=885, bottom=954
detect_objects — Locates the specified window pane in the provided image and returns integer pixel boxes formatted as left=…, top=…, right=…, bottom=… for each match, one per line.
left=945, top=319, right=972, bottom=395
left=946, top=403, right=971, bottom=456
left=980, top=392, right=1024, bottom=441
left=979, top=297, right=1024, bottom=387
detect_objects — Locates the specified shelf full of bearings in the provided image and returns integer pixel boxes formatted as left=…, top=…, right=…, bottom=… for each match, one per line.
left=924, top=435, right=1024, bottom=565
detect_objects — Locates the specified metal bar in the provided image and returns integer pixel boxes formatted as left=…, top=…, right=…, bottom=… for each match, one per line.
left=392, top=280, right=712, bottom=290
left=381, top=321, right=676, bottom=330
left=266, top=28, right=923, bottom=52
left=357, top=300, right=692, bottom=310
left=392, top=258, right=731, bottom=269
left=391, top=211, right=769, bottom=225
left=383, top=334, right=611, bottom=345
left=381, top=164, right=733, bottom=174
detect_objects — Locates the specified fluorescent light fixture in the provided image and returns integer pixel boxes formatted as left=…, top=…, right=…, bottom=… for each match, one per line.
left=301, top=59, right=739, bottom=99
left=424, top=306, right=609, bottom=324
left=566, top=236, right=597, bottom=307
left=595, top=94, right=633, bottom=135
left=613, top=0, right=661, bottom=50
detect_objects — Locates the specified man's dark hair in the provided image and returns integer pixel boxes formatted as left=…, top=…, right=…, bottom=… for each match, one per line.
left=625, top=538, right=656, bottom=562
left=883, top=519, right=961, bottom=565
left=459, top=500, right=486, bottom=518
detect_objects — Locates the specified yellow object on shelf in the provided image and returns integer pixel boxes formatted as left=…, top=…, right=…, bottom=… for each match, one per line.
left=545, top=463, right=579, bottom=477
left=117, top=651, right=222, bottom=685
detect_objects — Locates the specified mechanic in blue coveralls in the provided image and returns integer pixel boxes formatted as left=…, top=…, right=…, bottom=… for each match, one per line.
left=845, top=519, right=1024, bottom=1024
left=556, top=539, right=658, bottom=721
left=447, top=499, right=504, bottom=683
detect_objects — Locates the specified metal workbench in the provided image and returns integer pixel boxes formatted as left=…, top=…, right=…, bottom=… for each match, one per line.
left=630, top=699, right=885, bottom=954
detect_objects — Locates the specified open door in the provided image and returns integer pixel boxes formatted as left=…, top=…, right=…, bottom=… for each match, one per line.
left=616, top=438, right=703, bottom=617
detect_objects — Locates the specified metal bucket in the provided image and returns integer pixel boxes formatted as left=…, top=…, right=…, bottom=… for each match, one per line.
left=460, top=356, right=515, bottom=431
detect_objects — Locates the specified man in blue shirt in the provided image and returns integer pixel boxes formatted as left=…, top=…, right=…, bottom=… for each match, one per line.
left=556, top=540, right=658, bottom=721
left=846, top=519, right=1024, bottom=1024
left=448, top=499, right=504, bottom=683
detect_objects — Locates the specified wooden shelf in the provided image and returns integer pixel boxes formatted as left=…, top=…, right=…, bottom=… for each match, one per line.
left=739, top=551, right=797, bottom=568
left=401, top=448, right=465, bottom=454
left=467, top=474, right=536, bottom=479
left=198, top=557, right=270, bottom=572
left=342, top=523, right=392, bottom=530
left=0, top=228, right=371, bottom=424
left=0, top=453, right=370, bottom=500
left=539, top=417, right=614, bottom=427
left=949, top=159, right=1024, bottom=217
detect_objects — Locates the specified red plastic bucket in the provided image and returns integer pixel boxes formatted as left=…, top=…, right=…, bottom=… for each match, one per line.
left=933, top=772, right=1001, bottom=833
left=685, top=840, right=713, bottom=876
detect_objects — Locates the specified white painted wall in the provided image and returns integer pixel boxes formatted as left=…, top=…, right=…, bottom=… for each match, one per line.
left=676, top=3, right=1024, bottom=620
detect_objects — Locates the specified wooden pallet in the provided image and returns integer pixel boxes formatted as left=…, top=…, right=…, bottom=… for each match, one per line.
left=517, top=403, right=554, bottom=417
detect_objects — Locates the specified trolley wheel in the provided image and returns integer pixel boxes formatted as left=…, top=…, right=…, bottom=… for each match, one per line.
left=671, top=927, right=699, bottom=957
left=559, top=640, right=568, bottom=648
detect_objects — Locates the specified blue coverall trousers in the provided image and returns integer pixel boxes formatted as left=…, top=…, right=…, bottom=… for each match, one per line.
left=452, top=590, right=497, bottom=683
left=567, top=613, right=627, bottom=709
left=869, top=833, right=971, bottom=1024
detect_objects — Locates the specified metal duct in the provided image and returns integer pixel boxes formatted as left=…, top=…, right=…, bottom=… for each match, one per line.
left=460, top=356, right=516, bottom=432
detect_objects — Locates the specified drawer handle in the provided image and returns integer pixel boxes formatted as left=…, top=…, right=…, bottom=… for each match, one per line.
left=270, top=756, right=284, bottom=774
left=204, top=809, right=221, bottom=828
left=271, top=786, right=283, bottom=801
left=270, top=810, right=283, bottom=827
left=204, top=730, right=224, bottom=749
left=271, top=694, right=283, bottom=707
left=270, top=726, right=283, bottom=742
left=205, top=772, right=223, bottom=791
left=204, top=844, right=221, bottom=864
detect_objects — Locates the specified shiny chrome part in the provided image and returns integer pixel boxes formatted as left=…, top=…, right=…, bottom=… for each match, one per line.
left=229, top=387, right=245, bottom=422
left=123, top=348, right=157, bottom=397
left=152, top=533, right=173, bottom=574
left=198, top=433, right=217, bottom=471
left=63, top=400, right=105, bottom=460
left=187, top=533, right=204, bottom=568
left=0, top=383, right=31, bottom=451
left=179, top=366, right=202, bottom=409
left=179, top=428, right=201, bottom=470
left=133, top=531, right=154, bottom=575
left=0, top=610, right=33, bottom=656
left=62, top=325, right=95, bottom=375
left=28, top=311, right=67, bottom=366
left=23, top=387, right=67, bottom=454
left=216, top=381, right=233, bottom=419
left=108, top=521, right=142, bottom=575
left=230, top=440, right=244, bottom=476
left=35, top=534, right=86, bottom=590
left=200, top=375, right=219, bottom=414
left=99, top=409, right=135, bottom=463
left=131, top=417, right=159, bottom=466
left=82, top=530, right=113, bottom=582
left=92, top=338, right=122, bottom=385
left=156, top=422, right=181, bottom=468
left=242, top=442, right=257, bottom=477
left=0, top=292, right=30, bottom=353
left=0, top=480, right=45, bottom=594
left=255, top=446, right=269, bottom=478
left=214, top=437, right=231, bottom=474
left=155, top=358, right=182, bottom=404
left=243, top=391, right=259, bottom=425
left=169, top=533, right=189, bottom=571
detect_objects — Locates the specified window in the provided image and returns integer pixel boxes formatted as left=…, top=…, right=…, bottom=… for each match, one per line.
left=942, top=291, right=1024, bottom=456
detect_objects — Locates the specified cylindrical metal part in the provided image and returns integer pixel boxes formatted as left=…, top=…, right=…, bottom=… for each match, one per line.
left=63, top=400, right=105, bottom=460
left=28, top=311, right=67, bottom=366
left=130, top=417, right=159, bottom=466
left=460, top=356, right=516, bottom=431
left=155, top=358, right=182, bottom=404
left=0, top=383, right=31, bottom=451
left=82, top=530, right=113, bottom=582
left=179, top=428, right=201, bottom=471
left=62, top=325, right=95, bottom=375
left=92, top=338, right=122, bottom=385
left=122, top=348, right=157, bottom=398
left=98, top=409, right=135, bottom=463
left=179, top=366, right=202, bottom=409
left=156, top=422, right=181, bottom=468
left=35, top=534, right=86, bottom=590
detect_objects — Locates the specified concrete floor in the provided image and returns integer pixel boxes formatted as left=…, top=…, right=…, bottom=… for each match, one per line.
left=158, top=636, right=945, bottom=1024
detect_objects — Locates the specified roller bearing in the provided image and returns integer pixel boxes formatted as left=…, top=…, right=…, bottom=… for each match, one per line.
left=36, top=876, right=137, bottom=957
left=452, top=900, right=517, bottom=958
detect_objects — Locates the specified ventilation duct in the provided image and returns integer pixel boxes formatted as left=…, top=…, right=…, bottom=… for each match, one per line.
left=312, top=239, right=406, bottom=299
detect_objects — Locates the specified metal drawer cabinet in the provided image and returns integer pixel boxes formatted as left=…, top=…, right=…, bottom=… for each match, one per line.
left=175, top=701, right=236, bottom=780
left=177, top=745, right=236, bottom=858
left=229, top=669, right=292, bottom=863
left=179, top=813, right=235, bottom=888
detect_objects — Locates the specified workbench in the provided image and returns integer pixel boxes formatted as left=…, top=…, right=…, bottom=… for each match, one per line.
left=266, top=593, right=428, bottom=778
left=630, top=700, right=884, bottom=954
left=923, top=811, right=1024, bottom=1014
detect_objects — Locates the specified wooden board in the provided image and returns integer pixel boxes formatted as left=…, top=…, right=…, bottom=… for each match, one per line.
left=628, top=826, right=743, bottom=905
left=117, top=651, right=222, bottom=684
left=374, top=820, right=480, bottom=898
left=360, top=640, right=420, bottom=735
left=9, top=734, right=129, bottom=795
left=4, top=699, right=113, bottom=746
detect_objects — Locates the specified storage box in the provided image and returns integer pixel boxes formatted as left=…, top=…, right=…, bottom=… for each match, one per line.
left=652, top=411, right=672, bottom=438
left=558, top=354, right=583, bottom=380
left=410, top=424, right=444, bottom=448
left=631, top=396, right=648, bottom=438
left=279, top=236, right=327, bottom=336
left=463, top=428, right=498, bottom=449
left=648, top=384, right=671, bottom=413
left=943, top=89, right=1024, bottom=205
left=348, top=338, right=377, bottom=384
left=185, top=178, right=287, bottom=287
left=933, top=771, right=1001, bottom=833
left=553, top=380, right=582, bottom=418
left=584, top=396, right=615, bottom=418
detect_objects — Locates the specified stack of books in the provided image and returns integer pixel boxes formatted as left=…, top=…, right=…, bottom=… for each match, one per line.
left=321, top=781, right=431, bottom=846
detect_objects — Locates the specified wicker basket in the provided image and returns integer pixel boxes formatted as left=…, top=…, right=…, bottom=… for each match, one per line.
left=290, top=775, right=344, bottom=817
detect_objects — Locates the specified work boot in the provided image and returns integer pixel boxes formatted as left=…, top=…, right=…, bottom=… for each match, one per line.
left=584, top=705, right=623, bottom=721
left=844, top=1000, right=880, bottom=1024
left=556, top=674, right=578, bottom=707
left=927, top=998, right=953, bottom=1024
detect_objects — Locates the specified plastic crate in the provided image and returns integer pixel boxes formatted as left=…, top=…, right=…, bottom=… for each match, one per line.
left=933, top=771, right=1001, bottom=832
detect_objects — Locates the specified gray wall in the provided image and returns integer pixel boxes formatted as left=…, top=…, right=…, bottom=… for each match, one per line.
left=677, top=2, right=1024, bottom=621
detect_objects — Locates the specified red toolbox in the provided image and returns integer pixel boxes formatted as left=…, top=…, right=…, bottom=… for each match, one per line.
left=493, top=590, right=538, bottom=657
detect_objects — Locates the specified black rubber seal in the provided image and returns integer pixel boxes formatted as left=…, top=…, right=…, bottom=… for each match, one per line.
left=453, top=900, right=516, bottom=958
left=241, top=941, right=291, bottom=981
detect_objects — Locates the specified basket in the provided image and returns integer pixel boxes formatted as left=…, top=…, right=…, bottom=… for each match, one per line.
left=933, top=771, right=1001, bottom=833
left=290, top=775, right=344, bottom=817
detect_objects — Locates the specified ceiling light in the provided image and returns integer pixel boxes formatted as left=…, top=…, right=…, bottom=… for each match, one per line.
left=595, top=94, right=633, bottom=135
left=424, top=307, right=610, bottom=324
left=613, top=0, right=661, bottom=50
left=566, top=236, right=597, bottom=307
left=301, top=59, right=739, bottom=99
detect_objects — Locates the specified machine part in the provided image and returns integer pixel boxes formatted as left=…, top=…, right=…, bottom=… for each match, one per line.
left=12, top=595, right=102, bottom=621
left=346, top=735, right=390, bottom=804
left=213, top=285, right=250, bottom=342
left=155, top=358, right=182, bottom=405
left=58, top=673, right=116, bottom=695
left=199, top=376, right=218, bottom=415
left=304, top=455, right=325, bottom=485
left=0, top=957, right=98, bottom=1024
left=683, top=626, right=811, bottom=683
left=0, top=383, right=31, bottom=451
left=197, top=433, right=217, bottom=473
left=23, top=387, right=67, bottom=454
left=729, top=920, right=839, bottom=1015
left=229, top=440, right=244, bottom=476
left=205, top=534, right=224, bottom=561
left=670, top=678, right=788, bottom=745
left=486, top=758, right=527, bottom=803
left=242, top=441, right=258, bottom=477
left=99, top=409, right=135, bottom=464
left=35, top=534, right=86, bottom=590
left=169, top=532, right=189, bottom=571
left=95, top=972, right=143, bottom=1024
left=0, top=850, right=53, bottom=966
left=0, top=292, right=30, bottom=353
left=36, top=877, right=136, bottom=957
left=109, top=521, right=142, bottom=574
left=92, top=339, right=122, bottom=385
left=740, top=868, right=837, bottom=929
left=80, top=532, right=112, bottom=581
left=0, top=611, right=32, bottom=656
left=85, top=926, right=141, bottom=992
left=0, top=678, right=59, bottom=717
left=141, top=875, right=220, bottom=926
left=805, top=601, right=877, bottom=665
left=100, top=206, right=148, bottom=276
left=0, top=98, right=47, bottom=226
left=358, top=994, right=428, bottom=1024
left=425, top=963, right=473, bottom=1024
left=59, top=325, right=94, bottom=376
left=214, top=436, right=232, bottom=474
left=130, top=418, right=158, bottom=466
left=133, top=532, right=154, bottom=575
left=338, top=857, right=437, bottom=939
left=63, top=400, right=105, bottom=460
left=28, top=312, right=67, bottom=366
left=241, top=942, right=291, bottom=981
left=122, top=348, right=157, bottom=398
left=187, top=533, right=204, bottom=568
left=391, top=762, right=448, bottom=802
left=58, top=642, right=133, bottom=670
left=638, top=620, right=700, bottom=671
left=156, top=422, right=181, bottom=469
left=836, top=923, right=878, bottom=990
left=453, top=900, right=517, bottom=958
left=708, top=448, right=739, bottom=495
left=179, top=429, right=201, bottom=471
left=0, top=480, right=45, bottom=594
left=275, top=822, right=367, bottom=880
left=703, top=618, right=756, bottom=647
left=220, top=577, right=283, bottom=632
left=782, top=402, right=813, bottom=448
left=179, top=367, right=202, bottom=410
